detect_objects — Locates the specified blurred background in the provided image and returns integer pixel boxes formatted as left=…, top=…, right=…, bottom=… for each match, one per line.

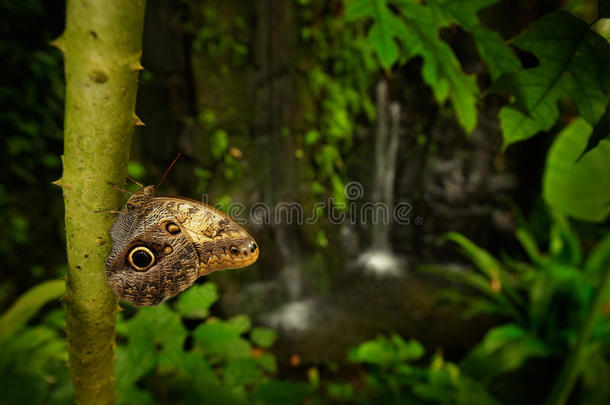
left=2, top=0, right=610, bottom=404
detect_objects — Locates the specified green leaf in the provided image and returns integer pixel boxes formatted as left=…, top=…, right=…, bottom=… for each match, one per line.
left=543, top=118, right=610, bottom=222
left=0, top=279, right=64, bottom=343
left=491, top=11, right=610, bottom=147
left=327, top=383, right=355, bottom=401
left=250, top=327, right=277, bottom=348
left=228, top=314, right=252, bottom=334
left=115, top=344, right=155, bottom=391
left=175, top=283, right=219, bottom=319
left=429, top=234, right=526, bottom=320
left=580, top=343, right=610, bottom=405
left=256, top=353, right=277, bottom=373
left=514, top=227, right=544, bottom=265
left=396, top=1, right=479, bottom=132
left=211, top=129, right=229, bottom=159
left=346, top=0, right=409, bottom=68
left=427, top=0, right=521, bottom=79
left=0, top=323, right=70, bottom=404
left=224, top=358, right=262, bottom=388
left=194, top=320, right=252, bottom=362
left=304, top=129, right=320, bottom=145
left=116, top=305, right=187, bottom=391
left=548, top=213, right=582, bottom=266
left=158, top=350, right=217, bottom=385
left=125, top=305, right=187, bottom=347
left=0, top=326, right=66, bottom=371
left=579, top=106, right=610, bottom=158
left=585, top=233, right=610, bottom=276
left=194, top=320, right=243, bottom=344
left=462, top=324, right=550, bottom=381
left=127, top=160, right=146, bottom=180
left=348, top=335, right=397, bottom=366
left=420, top=264, right=491, bottom=292
left=443, top=232, right=502, bottom=280
left=346, top=0, right=480, bottom=132
left=391, top=334, right=425, bottom=362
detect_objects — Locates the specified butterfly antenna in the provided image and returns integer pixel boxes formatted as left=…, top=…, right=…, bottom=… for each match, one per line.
left=94, top=209, right=128, bottom=214
left=107, top=182, right=134, bottom=195
left=155, top=152, right=182, bottom=189
left=126, top=176, right=145, bottom=188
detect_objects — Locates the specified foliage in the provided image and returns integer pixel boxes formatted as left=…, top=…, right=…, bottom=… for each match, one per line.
left=0, top=0, right=65, bottom=300
left=543, top=118, right=610, bottom=222
left=347, top=1, right=610, bottom=152
left=0, top=281, right=299, bottom=405
left=113, top=282, right=301, bottom=404
left=183, top=2, right=249, bottom=191
left=0, top=0, right=64, bottom=185
left=491, top=9, right=610, bottom=149
left=0, top=282, right=71, bottom=404
left=4, top=1, right=610, bottom=404
left=422, top=213, right=610, bottom=402
left=0, top=312, right=72, bottom=405
left=299, top=0, right=378, bottom=204
left=337, top=334, right=498, bottom=404
left=345, top=0, right=519, bottom=133
left=0, top=279, right=64, bottom=343
left=0, top=279, right=502, bottom=405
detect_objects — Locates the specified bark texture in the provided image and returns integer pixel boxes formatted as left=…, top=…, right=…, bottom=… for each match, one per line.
left=57, top=1, right=147, bottom=403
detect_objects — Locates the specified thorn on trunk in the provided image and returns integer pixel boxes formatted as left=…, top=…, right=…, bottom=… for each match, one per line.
left=50, top=37, right=66, bottom=53
left=134, top=115, right=145, bottom=126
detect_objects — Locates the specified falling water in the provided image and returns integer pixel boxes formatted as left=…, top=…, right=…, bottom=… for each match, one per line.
left=358, top=80, right=404, bottom=276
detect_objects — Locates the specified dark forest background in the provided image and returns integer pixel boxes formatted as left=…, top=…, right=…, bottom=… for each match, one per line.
left=2, top=0, right=610, bottom=404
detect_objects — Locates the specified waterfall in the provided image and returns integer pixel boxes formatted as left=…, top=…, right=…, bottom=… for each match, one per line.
left=358, top=80, right=404, bottom=276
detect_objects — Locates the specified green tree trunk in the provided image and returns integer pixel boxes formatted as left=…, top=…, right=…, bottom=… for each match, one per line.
left=55, top=1, right=147, bottom=403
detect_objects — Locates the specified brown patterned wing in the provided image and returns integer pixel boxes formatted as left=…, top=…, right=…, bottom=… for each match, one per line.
left=153, top=197, right=259, bottom=275
left=105, top=203, right=199, bottom=306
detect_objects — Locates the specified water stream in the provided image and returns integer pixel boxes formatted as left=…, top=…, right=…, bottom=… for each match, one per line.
left=358, top=80, right=404, bottom=276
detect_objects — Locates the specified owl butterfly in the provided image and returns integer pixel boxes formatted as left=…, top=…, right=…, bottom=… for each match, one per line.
left=105, top=182, right=258, bottom=307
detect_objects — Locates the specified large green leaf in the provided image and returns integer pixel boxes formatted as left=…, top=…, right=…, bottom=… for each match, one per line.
left=580, top=106, right=610, bottom=159
left=175, top=282, right=219, bottom=319
left=427, top=0, right=521, bottom=79
left=250, top=326, right=277, bottom=348
left=396, top=0, right=479, bottom=132
left=224, top=358, right=262, bottom=388
left=0, top=279, right=64, bottom=343
left=543, top=118, right=610, bottom=222
left=346, top=0, right=480, bottom=132
left=345, top=0, right=410, bottom=69
left=492, top=10, right=610, bottom=147
left=115, top=305, right=188, bottom=393
left=193, top=320, right=252, bottom=362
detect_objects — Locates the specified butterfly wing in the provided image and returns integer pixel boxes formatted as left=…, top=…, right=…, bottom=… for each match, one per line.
left=105, top=203, right=199, bottom=306
left=153, top=197, right=259, bottom=275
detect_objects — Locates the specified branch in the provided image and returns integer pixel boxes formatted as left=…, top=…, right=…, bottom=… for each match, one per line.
left=56, top=1, right=147, bottom=403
